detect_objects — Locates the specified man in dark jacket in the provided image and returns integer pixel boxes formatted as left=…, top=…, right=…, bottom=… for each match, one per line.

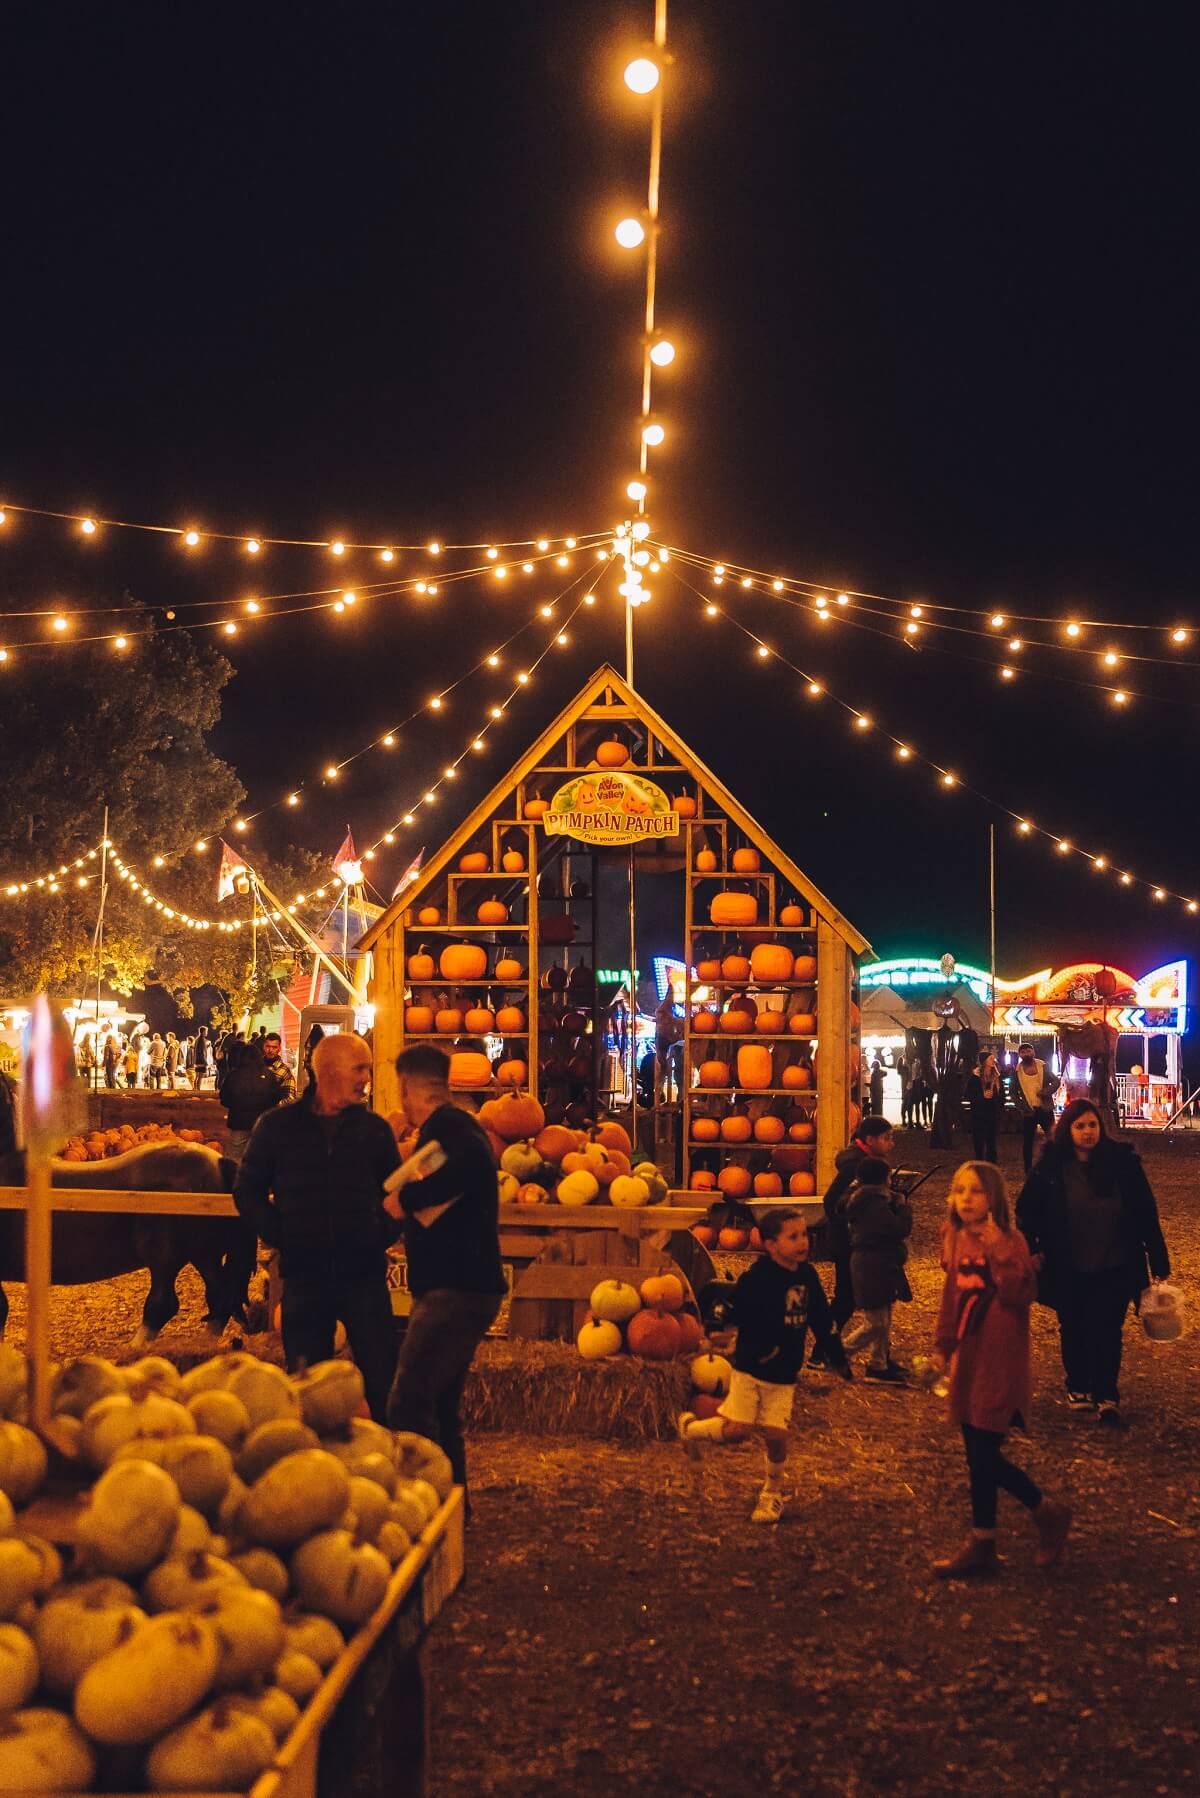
left=234, top=1032, right=400, bottom=1421
left=839, top=1157, right=913, bottom=1382
left=221, top=1032, right=295, bottom=1162
left=812, top=1113, right=895, bottom=1361
left=384, top=1045, right=504, bottom=1505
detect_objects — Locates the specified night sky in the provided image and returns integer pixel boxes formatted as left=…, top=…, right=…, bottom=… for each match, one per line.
left=4, top=3, right=1199, bottom=1005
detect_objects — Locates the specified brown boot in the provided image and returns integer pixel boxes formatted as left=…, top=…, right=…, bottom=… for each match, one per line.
left=932, top=1535, right=999, bottom=1579
left=1033, top=1498, right=1072, bottom=1568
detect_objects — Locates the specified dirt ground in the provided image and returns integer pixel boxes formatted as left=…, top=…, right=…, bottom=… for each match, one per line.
left=4, top=1130, right=1197, bottom=1795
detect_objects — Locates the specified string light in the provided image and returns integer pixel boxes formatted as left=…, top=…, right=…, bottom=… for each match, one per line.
left=183, top=530, right=201, bottom=548
left=624, top=56, right=660, bottom=93
left=649, top=339, right=675, bottom=367
left=245, top=538, right=261, bottom=555
left=642, top=423, right=665, bottom=446
left=615, top=217, right=646, bottom=249
left=1065, top=621, right=1081, bottom=638
left=80, top=517, right=97, bottom=536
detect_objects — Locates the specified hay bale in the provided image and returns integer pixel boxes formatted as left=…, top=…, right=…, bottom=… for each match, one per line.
left=462, top=1340, right=692, bottom=1441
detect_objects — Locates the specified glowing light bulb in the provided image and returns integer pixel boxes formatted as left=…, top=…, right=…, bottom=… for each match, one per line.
left=757, top=644, right=770, bottom=659
left=52, top=615, right=68, bottom=632
left=287, top=793, right=299, bottom=806
left=585, top=591, right=597, bottom=601
left=910, top=605, right=923, bottom=618
left=1017, top=820, right=1032, bottom=834
left=989, top=614, right=1005, bottom=629
left=1065, top=621, right=1081, bottom=638
left=615, top=217, right=646, bottom=249
left=473, top=737, right=486, bottom=749
left=245, top=600, right=260, bottom=614
left=565, top=537, right=577, bottom=549
left=905, top=622, right=920, bottom=636
left=1155, top=887, right=1166, bottom=900
left=427, top=540, right=441, bottom=556
left=836, top=593, right=849, bottom=607
left=1189, top=901, right=1199, bottom=914
left=631, top=520, right=651, bottom=540
left=536, top=538, right=549, bottom=552
left=380, top=548, right=395, bottom=562
left=855, top=715, right=871, bottom=730
left=1008, top=638, right=1023, bottom=652
left=941, top=772, right=957, bottom=787
left=487, top=653, right=500, bottom=667
left=1000, top=666, right=1015, bottom=680
left=234, top=819, right=247, bottom=833
left=1171, top=627, right=1188, bottom=644
left=383, top=832, right=395, bottom=844
left=80, top=517, right=97, bottom=536
left=195, top=840, right=207, bottom=851
left=0, top=511, right=6, bottom=525
left=633, top=550, right=650, bottom=567
left=1093, top=857, right=1107, bottom=871
left=773, top=579, right=784, bottom=592
left=430, top=696, right=443, bottom=710
left=0, top=649, right=10, bottom=664
left=1103, top=650, right=1119, bottom=667
left=523, top=562, right=534, bottom=573
left=382, top=733, right=396, bottom=747
left=705, top=604, right=718, bottom=617
left=815, top=596, right=828, bottom=611
left=333, top=601, right=345, bottom=613
left=444, top=766, right=457, bottom=779
left=325, top=765, right=339, bottom=779
left=556, top=554, right=570, bottom=568
left=486, top=546, right=499, bottom=560
left=153, top=855, right=165, bottom=868
left=245, top=537, right=261, bottom=554
left=807, top=682, right=822, bottom=697
left=223, top=622, right=237, bottom=635
left=330, top=540, right=346, bottom=557
left=642, top=422, right=665, bottom=447
left=403, top=813, right=415, bottom=825
left=1112, top=690, right=1128, bottom=705
left=113, top=635, right=128, bottom=650
left=626, top=480, right=647, bottom=502
left=1120, top=872, right=1132, bottom=885
left=624, top=56, right=660, bottom=93
left=556, top=633, right=569, bottom=647
left=490, top=705, right=503, bottom=718
left=183, top=529, right=201, bottom=547
left=518, top=671, right=530, bottom=684
left=649, top=339, right=675, bottom=367
left=414, top=581, right=427, bottom=595
left=1057, top=840, right=1071, bottom=854
left=713, top=575, right=724, bottom=586
left=896, top=745, right=910, bottom=757
left=540, top=604, right=554, bottom=617
left=494, top=565, right=508, bottom=580
left=741, top=576, right=753, bottom=589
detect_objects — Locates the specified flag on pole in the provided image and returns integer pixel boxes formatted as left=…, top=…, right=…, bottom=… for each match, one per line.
left=332, top=829, right=363, bottom=887
left=217, top=841, right=250, bottom=902
left=391, top=847, right=425, bottom=901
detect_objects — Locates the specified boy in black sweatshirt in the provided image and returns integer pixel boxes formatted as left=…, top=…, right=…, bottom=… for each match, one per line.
left=679, top=1209, right=849, bottom=1524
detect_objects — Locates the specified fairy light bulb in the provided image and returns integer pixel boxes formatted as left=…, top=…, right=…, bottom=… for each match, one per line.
left=113, top=635, right=128, bottom=650
left=540, top=604, right=554, bottom=617
left=536, top=538, right=549, bottom=552
left=52, top=616, right=68, bottom=632
left=330, top=540, right=346, bottom=557
left=1017, top=820, right=1032, bottom=834
left=905, top=622, right=920, bottom=636
left=624, top=56, right=660, bottom=93
left=741, top=576, right=753, bottom=589
left=1093, top=856, right=1107, bottom=871
left=631, top=520, right=651, bottom=539
left=287, top=793, right=299, bottom=806
left=615, top=217, right=646, bottom=249
left=183, top=529, right=201, bottom=547
left=1057, top=840, right=1071, bottom=854
left=380, top=548, right=395, bottom=563
left=490, top=705, right=503, bottom=719
left=836, top=594, right=849, bottom=607
left=1171, top=627, right=1188, bottom=644
left=444, top=766, right=457, bottom=779
left=773, top=579, right=784, bottom=592
left=245, top=537, right=261, bottom=554
left=989, top=614, right=1005, bottom=629
left=427, top=540, right=441, bottom=556
left=808, top=683, right=822, bottom=698
left=910, top=605, right=923, bottom=618
left=153, top=855, right=165, bottom=868
left=642, top=422, right=665, bottom=446
left=555, top=633, right=569, bottom=647
left=486, top=653, right=500, bottom=667
left=1154, top=888, right=1166, bottom=900
left=1189, top=901, right=1199, bottom=914
left=223, top=622, right=237, bottom=635
left=473, top=737, right=486, bottom=749
left=80, top=517, right=97, bottom=536
left=493, top=565, right=508, bottom=580
left=0, top=649, right=9, bottom=664
left=1120, top=873, right=1132, bottom=886
left=523, top=562, right=534, bottom=573
left=245, top=600, right=260, bottom=614
left=855, top=715, right=871, bottom=730
left=1112, top=690, right=1128, bottom=705
left=633, top=550, right=650, bottom=567
left=325, top=765, right=339, bottom=780
left=705, top=604, right=718, bottom=617
left=1103, top=650, right=1119, bottom=667
left=403, top=812, right=415, bottom=825
left=333, top=601, right=345, bottom=613
left=1008, top=638, right=1023, bottom=653
left=518, top=671, right=530, bottom=684
left=896, top=744, right=910, bottom=758
left=1000, top=666, right=1015, bottom=680
left=649, top=339, right=675, bottom=367
left=195, top=840, right=207, bottom=852
left=756, top=644, right=770, bottom=659
left=941, top=773, right=957, bottom=788
left=626, top=480, right=647, bottom=502
left=1065, top=621, right=1081, bottom=638
left=429, top=696, right=443, bottom=710
left=234, top=819, right=247, bottom=833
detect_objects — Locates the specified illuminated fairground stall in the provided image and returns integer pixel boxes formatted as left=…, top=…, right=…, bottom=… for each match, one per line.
left=859, top=955, right=1188, bottom=1125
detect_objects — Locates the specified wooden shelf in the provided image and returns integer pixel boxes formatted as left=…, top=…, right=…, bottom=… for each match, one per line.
left=692, top=1087, right=818, bottom=1098
left=686, top=1032, right=814, bottom=1042
left=402, top=1032, right=530, bottom=1041
left=687, top=979, right=818, bottom=990
left=407, top=979, right=527, bottom=989
left=405, top=925, right=530, bottom=934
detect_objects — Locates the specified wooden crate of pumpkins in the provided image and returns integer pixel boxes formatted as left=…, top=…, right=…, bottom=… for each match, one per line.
left=0, top=1342, right=461, bottom=1796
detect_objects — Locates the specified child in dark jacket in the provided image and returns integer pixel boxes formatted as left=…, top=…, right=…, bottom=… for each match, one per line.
left=839, top=1158, right=912, bottom=1383
left=678, top=1210, right=849, bottom=1525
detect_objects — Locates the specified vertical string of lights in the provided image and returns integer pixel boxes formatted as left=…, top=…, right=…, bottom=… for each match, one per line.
left=612, top=6, right=675, bottom=680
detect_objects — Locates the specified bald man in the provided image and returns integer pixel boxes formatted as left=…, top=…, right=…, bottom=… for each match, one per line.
left=234, top=1032, right=401, bottom=1419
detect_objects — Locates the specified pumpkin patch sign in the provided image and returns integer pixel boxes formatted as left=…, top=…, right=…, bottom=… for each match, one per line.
left=543, top=770, right=679, bottom=845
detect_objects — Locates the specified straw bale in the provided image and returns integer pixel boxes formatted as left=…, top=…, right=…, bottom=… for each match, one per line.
left=462, top=1339, right=692, bottom=1440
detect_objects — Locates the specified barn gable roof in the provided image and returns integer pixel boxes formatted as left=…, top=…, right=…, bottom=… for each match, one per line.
left=359, top=664, right=871, bottom=956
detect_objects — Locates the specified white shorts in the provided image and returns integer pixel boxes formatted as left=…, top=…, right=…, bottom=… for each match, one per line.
left=718, top=1369, right=795, bottom=1430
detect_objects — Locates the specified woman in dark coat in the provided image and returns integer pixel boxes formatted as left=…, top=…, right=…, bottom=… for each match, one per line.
left=965, top=1052, right=1003, bottom=1163
left=1015, top=1098, right=1169, bottom=1427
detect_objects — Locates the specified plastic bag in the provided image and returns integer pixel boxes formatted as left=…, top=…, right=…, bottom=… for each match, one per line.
left=1140, top=1280, right=1186, bottom=1342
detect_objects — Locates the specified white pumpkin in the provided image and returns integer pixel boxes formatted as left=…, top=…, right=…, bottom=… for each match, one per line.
left=0, top=1490, right=13, bottom=1537
left=226, top=1361, right=302, bottom=1430
left=497, top=1171, right=520, bottom=1203
left=375, top=1519, right=412, bottom=1565
left=32, top=1579, right=144, bottom=1696
left=295, top=1360, right=365, bottom=1435
left=499, top=1139, right=543, bottom=1181
left=237, top=1449, right=352, bottom=1550
left=344, top=1475, right=391, bottom=1544
left=0, top=1422, right=49, bottom=1504
left=168, top=1504, right=213, bottom=1558
left=391, top=1431, right=454, bottom=1500
left=556, top=1169, right=600, bottom=1205
left=588, top=1279, right=642, bottom=1324
left=142, top=1550, right=247, bottom=1613
left=188, top=1583, right=285, bottom=1689
left=186, top=1389, right=253, bottom=1450
left=76, top=1459, right=181, bottom=1578
left=272, top=1646, right=323, bottom=1702
left=146, top=1702, right=277, bottom=1792
left=226, top=1684, right=301, bottom=1744
left=178, top=1350, right=259, bottom=1400
left=79, top=1391, right=194, bottom=1471
left=282, top=1611, right=344, bottom=1670
left=217, top=1472, right=248, bottom=1536
left=229, top=1547, right=290, bottom=1601
left=290, top=1529, right=390, bottom=1627
left=405, top=1478, right=441, bottom=1525
left=74, top=1610, right=220, bottom=1746
left=125, top=1355, right=183, bottom=1398
left=0, top=1538, right=52, bottom=1619
left=0, top=1708, right=95, bottom=1792
left=577, top=1316, right=623, bottom=1359
left=0, top=1621, right=38, bottom=1709
left=608, top=1173, right=651, bottom=1209
left=690, top=1351, right=734, bottom=1396
left=112, top=1433, right=233, bottom=1518
left=235, top=1418, right=321, bottom=1485
left=387, top=1490, right=428, bottom=1540
left=50, top=1355, right=125, bottom=1419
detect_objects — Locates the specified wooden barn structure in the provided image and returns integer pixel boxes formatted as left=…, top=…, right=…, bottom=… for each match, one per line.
left=362, top=666, right=871, bottom=1195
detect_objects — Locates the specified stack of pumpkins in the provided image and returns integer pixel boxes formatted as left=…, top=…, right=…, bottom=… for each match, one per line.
left=576, top=1274, right=704, bottom=1361
left=485, top=1108, right=669, bottom=1210
left=0, top=1345, right=452, bottom=1793
left=404, top=932, right=529, bottom=1093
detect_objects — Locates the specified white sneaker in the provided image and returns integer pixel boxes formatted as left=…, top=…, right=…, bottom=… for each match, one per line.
left=751, top=1486, right=785, bottom=1524
left=678, top=1411, right=700, bottom=1461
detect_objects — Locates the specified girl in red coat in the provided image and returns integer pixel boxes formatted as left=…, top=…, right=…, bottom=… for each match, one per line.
left=931, top=1161, right=1072, bottom=1579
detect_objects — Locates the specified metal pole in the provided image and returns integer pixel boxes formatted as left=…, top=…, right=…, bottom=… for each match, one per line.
left=94, top=807, right=109, bottom=1083
left=989, top=823, right=996, bottom=1036
left=628, top=851, right=638, bottom=1145
left=625, top=597, right=634, bottom=687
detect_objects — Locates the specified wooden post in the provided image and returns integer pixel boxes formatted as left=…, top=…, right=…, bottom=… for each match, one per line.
left=816, top=919, right=850, bottom=1192
left=24, top=1156, right=52, bottom=1432
left=371, top=933, right=405, bottom=1120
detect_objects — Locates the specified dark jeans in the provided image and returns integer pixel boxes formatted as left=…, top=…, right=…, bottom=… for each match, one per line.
left=281, top=1274, right=397, bottom=1423
left=971, top=1121, right=998, bottom=1162
left=1021, top=1108, right=1054, bottom=1171
left=830, top=1253, right=855, bottom=1331
left=962, top=1424, right=1041, bottom=1530
left=1055, top=1267, right=1130, bottom=1403
left=387, top=1289, right=501, bottom=1495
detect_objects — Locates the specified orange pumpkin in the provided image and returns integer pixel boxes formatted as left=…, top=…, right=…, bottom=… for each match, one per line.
left=750, top=943, right=794, bottom=984
left=788, top=1120, right=816, bottom=1144
left=594, top=1121, right=632, bottom=1155
left=788, top=1171, right=816, bottom=1197
left=772, top=1144, right=813, bottom=1174
left=439, top=943, right=487, bottom=981
left=435, top=1007, right=463, bottom=1034
left=672, top=795, right=697, bottom=818
left=710, top=891, right=758, bottom=927
left=496, top=1058, right=527, bottom=1086
left=754, top=1115, right=786, bottom=1143
left=495, top=1005, right=527, bottom=1033
left=720, top=1114, right=753, bottom=1143
left=692, top=1170, right=717, bottom=1191
left=494, top=956, right=524, bottom=982
left=533, top=1123, right=577, bottom=1163
left=517, top=1181, right=549, bottom=1206
left=731, top=847, right=761, bottom=873
left=721, top=951, right=751, bottom=982
left=698, top=1060, right=731, bottom=1088
left=523, top=797, right=548, bottom=820
left=789, top=1012, right=817, bottom=1036
left=463, top=1006, right=495, bottom=1033
left=459, top=851, right=489, bottom=874
left=477, top=899, right=509, bottom=925
left=692, top=1009, right=718, bottom=1034
left=691, top=1117, right=721, bottom=1142
left=718, top=1225, right=749, bottom=1250
left=754, top=1172, right=784, bottom=1198
left=416, top=905, right=441, bottom=926
left=716, top=1165, right=752, bottom=1200
left=737, top=1044, right=773, bottom=1089
left=449, top=1051, right=492, bottom=1088
left=482, top=1078, right=550, bottom=1136
left=406, top=946, right=435, bottom=981
left=696, top=958, right=722, bottom=982
left=595, top=737, right=630, bottom=767
left=755, top=1010, right=784, bottom=1035
left=848, top=1102, right=862, bottom=1135
left=793, top=954, right=818, bottom=982
left=694, top=847, right=718, bottom=873
left=405, top=1005, right=434, bottom=1033
left=779, top=902, right=806, bottom=927
left=782, top=1063, right=813, bottom=1091
left=720, top=1008, right=756, bottom=1035
left=501, top=849, right=526, bottom=873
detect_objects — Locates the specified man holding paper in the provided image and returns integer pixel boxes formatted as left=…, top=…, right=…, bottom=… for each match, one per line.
left=384, top=1045, right=504, bottom=1508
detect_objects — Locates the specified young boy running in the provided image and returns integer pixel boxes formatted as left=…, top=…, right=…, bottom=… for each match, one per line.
left=679, top=1210, right=850, bottom=1523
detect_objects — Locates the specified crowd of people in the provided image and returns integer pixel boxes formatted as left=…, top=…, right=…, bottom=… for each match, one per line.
left=78, top=1024, right=216, bottom=1090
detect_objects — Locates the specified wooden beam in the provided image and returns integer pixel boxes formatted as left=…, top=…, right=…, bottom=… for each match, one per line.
left=816, top=917, right=851, bottom=1192
left=371, top=929, right=404, bottom=1121
left=0, top=1185, right=238, bottom=1217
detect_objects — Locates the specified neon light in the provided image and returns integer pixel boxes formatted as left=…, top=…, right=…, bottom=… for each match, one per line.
left=868, top=954, right=1186, bottom=1036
